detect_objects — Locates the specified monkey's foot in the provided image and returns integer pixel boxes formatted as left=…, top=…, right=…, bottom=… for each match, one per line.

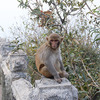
left=55, top=78, right=62, bottom=84
left=63, top=71, right=69, bottom=78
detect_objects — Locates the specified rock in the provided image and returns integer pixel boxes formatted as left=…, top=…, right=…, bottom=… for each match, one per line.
left=12, top=78, right=33, bottom=100
left=12, top=78, right=78, bottom=100
left=33, top=77, right=78, bottom=100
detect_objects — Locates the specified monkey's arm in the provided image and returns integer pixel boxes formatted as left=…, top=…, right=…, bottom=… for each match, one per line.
left=59, top=59, right=65, bottom=71
left=45, top=59, right=60, bottom=79
left=59, top=59, right=69, bottom=78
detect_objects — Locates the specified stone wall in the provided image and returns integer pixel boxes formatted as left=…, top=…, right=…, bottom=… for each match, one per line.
left=0, top=38, right=78, bottom=100
left=0, top=38, right=5, bottom=85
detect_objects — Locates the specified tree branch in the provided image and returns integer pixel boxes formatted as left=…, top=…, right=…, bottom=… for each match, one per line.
left=27, top=5, right=33, bottom=11
left=85, top=1, right=100, bottom=17
left=52, top=2, right=63, bottom=24
left=81, top=58, right=99, bottom=88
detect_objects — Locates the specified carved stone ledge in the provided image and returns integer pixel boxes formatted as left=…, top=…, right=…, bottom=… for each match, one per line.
left=33, top=77, right=78, bottom=100
left=12, top=78, right=78, bottom=100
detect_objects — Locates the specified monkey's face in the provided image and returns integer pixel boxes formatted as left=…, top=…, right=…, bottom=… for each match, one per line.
left=49, top=39, right=60, bottom=50
left=46, top=33, right=63, bottom=50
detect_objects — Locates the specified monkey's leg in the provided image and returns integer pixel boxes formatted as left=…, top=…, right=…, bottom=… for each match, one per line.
left=62, top=71, right=69, bottom=78
left=56, top=61, right=69, bottom=78
left=55, top=65, right=64, bottom=78
left=56, top=69, right=63, bottom=78
left=40, top=66, right=53, bottom=78
left=56, top=66, right=69, bottom=78
left=58, top=71, right=69, bottom=78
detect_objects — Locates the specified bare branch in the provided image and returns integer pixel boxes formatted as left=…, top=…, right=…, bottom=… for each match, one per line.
left=52, top=2, right=63, bottom=24
left=27, top=5, right=33, bottom=11
left=85, top=1, right=100, bottom=17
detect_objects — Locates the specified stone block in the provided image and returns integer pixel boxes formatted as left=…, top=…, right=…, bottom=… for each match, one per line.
left=12, top=78, right=78, bottom=100
left=33, top=77, right=78, bottom=100
left=7, top=57, right=27, bottom=72
left=1, top=43, right=14, bottom=57
left=12, top=78, right=33, bottom=100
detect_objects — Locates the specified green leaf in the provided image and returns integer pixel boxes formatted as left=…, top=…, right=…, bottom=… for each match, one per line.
left=94, top=38, right=100, bottom=42
left=85, top=58, right=90, bottom=60
left=94, top=33, right=100, bottom=40
left=43, top=0, right=47, bottom=3
left=83, top=96, right=89, bottom=100
left=70, top=53, right=75, bottom=58
left=31, top=8, right=41, bottom=15
left=78, top=91, right=88, bottom=94
left=72, top=8, right=79, bottom=12
left=0, top=26, right=4, bottom=32
left=82, top=72, right=87, bottom=82
left=48, top=0, right=52, bottom=6
left=60, top=3, right=63, bottom=9
left=41, top=33, right=47, bottom=37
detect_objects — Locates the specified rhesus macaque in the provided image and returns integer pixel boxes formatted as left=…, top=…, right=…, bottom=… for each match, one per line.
left=35, top=33, right=68, bottom=83
left=39, top=10, right=54, bottom=27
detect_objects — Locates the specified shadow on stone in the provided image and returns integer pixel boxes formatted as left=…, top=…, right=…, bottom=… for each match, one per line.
left=45, top=95, right=65, bottom=100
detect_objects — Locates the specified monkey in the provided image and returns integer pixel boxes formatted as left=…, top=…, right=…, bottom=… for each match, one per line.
left=35, top=33, right=69, bottom=83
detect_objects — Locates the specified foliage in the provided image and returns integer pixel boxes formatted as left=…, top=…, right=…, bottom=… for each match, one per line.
left=10, top=0, right=100, bottom=99
left=62, top=35, right=100, bottom=99
left=0, top=26, right=4, bottom=32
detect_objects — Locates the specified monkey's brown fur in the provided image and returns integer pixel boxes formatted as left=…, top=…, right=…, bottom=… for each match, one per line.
left=35, top=33, right=68, bottom=83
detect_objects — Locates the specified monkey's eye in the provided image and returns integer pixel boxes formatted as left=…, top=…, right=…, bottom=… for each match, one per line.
left=50, top=40, right=58, bottom=42
left=55, top=40, right=58, bottom=42
left=50, top=40, right=54, bottom=42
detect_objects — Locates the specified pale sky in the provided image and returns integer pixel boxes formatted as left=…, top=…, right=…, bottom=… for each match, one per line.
left=0, top=0, right=27, bottom=39
left=0, top=0, right=99, bottom=40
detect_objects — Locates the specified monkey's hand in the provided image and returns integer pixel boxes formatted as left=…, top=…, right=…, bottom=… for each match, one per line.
left=55, top=78, right=62, bottom=83
left=63, top=70, right=69, bottom=78
left=54, top=74, right=62, bottom=83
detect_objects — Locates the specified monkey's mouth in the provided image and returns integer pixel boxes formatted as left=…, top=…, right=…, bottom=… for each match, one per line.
left=52, top=46, right=58, bottom=50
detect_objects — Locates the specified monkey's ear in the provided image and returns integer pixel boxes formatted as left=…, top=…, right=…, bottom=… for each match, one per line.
left=46, top=37, right=48, bottom=41
left=61, top=37, right=64, bottom=42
